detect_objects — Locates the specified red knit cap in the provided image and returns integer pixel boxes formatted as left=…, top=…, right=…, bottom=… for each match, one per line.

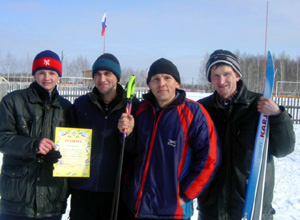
left=32, top=50, right=62, bottom=77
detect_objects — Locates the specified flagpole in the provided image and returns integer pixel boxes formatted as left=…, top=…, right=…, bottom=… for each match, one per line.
left=262, top=1, right=269, bottom=92
left=103, top=34, right=105, bottom=53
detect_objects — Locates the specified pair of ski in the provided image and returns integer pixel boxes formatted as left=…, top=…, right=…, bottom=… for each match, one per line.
left=242, top=51, right=276, bottom=220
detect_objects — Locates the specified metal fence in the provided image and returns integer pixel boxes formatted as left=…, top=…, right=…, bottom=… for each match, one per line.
left=57, top=85, right=148, bottom=103
left=1, top=78, right=299, bottom=124
left=274, top=96, right=300, bottom=124
left=0, top=79, right=148, bottom=103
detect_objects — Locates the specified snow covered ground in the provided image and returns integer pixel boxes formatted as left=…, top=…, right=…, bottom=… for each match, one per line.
left=272, top=124, right=300, bottom=220
left=0, top=92, right=299, bottom=219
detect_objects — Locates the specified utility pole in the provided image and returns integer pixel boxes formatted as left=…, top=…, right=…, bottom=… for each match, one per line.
left=297, top=62, right=299, bottom=96
left=192, top=77, right=194, bottom=91
left=7, top=65, right=10, bottom=82
left=61, top=51, right=64, bottom=63
left=61, top=51, right=64, bottom=80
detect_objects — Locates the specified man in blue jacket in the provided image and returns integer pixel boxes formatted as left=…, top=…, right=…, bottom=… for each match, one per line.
left=69, top=53, right=138, bottom=220
left=118, top=58, right=221, bottom=220
left=197, top=49, right=295, bottom=220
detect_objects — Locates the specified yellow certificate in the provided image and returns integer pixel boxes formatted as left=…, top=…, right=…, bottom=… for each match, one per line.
left=53, top=127, right=92, bottom=177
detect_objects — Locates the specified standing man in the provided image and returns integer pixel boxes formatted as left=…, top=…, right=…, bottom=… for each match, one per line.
left=118, top=58, right=221, bottom=220
left=0, top=50, right=71, bottom=219
left=69, top=53, right=138, bottom=220
left=197, top=49, right=295, bottom=220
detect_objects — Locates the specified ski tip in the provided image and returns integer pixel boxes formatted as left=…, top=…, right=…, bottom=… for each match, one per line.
left=267, top=50, right=272, bottom=58
left=267, top=51, right=275, bottom=71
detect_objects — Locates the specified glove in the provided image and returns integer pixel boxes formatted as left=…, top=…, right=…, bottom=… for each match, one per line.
left=44, top=150, right=62, bottom=164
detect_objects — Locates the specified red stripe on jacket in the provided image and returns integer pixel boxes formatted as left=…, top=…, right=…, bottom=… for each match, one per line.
left=135, top=102, right=149, bottom=116
left=134, top=103, right=158, bottom=217
left=184, top=103, right=218, bottom=199
left=174, top=103, right=194, bottom=217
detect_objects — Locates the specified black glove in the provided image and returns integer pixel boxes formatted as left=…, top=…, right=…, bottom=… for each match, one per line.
left=44, top=150, right=62, bottom=164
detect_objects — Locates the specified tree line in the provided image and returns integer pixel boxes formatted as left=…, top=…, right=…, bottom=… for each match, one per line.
left=194, top=51, right=300, bottom=96
left=1, top=51, right=299, bottom=96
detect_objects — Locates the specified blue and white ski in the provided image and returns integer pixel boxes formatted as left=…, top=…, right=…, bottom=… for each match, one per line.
left=242, top=51, right=275, bottom=220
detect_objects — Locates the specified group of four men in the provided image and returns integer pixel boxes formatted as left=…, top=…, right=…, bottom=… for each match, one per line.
left=0, top=49, right=295, bottom=220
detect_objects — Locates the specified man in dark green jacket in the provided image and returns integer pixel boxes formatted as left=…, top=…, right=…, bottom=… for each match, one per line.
left=0, top=50, right=71, bottom=219
left=197, top=49, right=295, bottom=220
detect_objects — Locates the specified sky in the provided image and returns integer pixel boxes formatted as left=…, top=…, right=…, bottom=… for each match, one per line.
left=1, top=0, right=300, bottom=84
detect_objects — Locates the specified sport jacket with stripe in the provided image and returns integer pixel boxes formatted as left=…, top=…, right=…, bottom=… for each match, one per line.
left=121, top=89, right=221, bottom=219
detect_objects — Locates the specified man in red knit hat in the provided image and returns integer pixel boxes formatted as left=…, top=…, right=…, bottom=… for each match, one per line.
left=0, top=50, right=71, bottom=219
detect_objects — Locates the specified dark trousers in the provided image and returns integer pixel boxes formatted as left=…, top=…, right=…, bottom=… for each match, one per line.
left=118, top=198, right=190, bottom=220
left=0, top=214, right=61, bottom=220
left=70, top=190, right=114, bottom=220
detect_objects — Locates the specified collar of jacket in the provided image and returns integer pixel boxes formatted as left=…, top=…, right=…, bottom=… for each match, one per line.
left=210, top=80, right=250, bottom=108
left=232, top=80, right=252, bottom=105
left=142, top=88, right=186, bottom=108
left=28, top=82, right=60, bottom=107
left=88, top=83, right=126, bottom=112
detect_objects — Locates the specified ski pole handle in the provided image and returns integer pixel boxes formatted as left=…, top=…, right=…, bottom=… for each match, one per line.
left=123, top=75, right=136, bottom=138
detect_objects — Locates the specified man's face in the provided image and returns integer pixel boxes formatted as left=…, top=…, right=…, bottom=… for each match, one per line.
left=34, top=70, right=60, bottom=92
left=210, top=65, right=240, bottom=99
left=93, top=70, right=118, bottom=97
left=148, top=73, right=180, bottom=108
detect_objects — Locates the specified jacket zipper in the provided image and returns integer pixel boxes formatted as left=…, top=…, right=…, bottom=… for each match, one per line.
left=135, top=106, right=164, bottom=217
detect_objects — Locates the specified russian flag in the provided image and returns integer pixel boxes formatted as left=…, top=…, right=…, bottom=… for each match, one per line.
left=101, top=10, right=107, bottom=36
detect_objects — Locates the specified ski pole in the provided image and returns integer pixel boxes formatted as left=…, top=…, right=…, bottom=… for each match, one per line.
left=110, top=75, right=136, bottom=220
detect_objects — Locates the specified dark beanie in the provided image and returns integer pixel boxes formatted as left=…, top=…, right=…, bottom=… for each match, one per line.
left=92, top=53, right=121, bottom=81
left=147, top=58, right=181, bottom=84
left=32, top=50, right=62, bottom=77
left=206, top=49, right=242, bottom=82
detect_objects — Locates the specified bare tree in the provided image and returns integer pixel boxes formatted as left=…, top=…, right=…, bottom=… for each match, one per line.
left=1, top=51, right=299, bottom=97
left=19, top=54, right=34, bottom=82
left=120, top=67, right=148, bottom=87
left=0, top=52, right=18, bottom=81
left=197, top=53, right=210, bottom=86
left=136, top=68, right=148, bottom=87
left=64, top=56, right=90, bottom=77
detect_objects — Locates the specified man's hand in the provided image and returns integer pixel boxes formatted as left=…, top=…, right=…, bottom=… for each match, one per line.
left=118, top=113, right=135, bottom=136
left=44, top=150, right=62, bottom=164
left=37, top=138, right=57, bottom=155
left=257, top=97, right=281, bottom=116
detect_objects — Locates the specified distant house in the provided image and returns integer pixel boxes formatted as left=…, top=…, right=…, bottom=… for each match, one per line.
left=83, top=70, right=92, bottom=78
